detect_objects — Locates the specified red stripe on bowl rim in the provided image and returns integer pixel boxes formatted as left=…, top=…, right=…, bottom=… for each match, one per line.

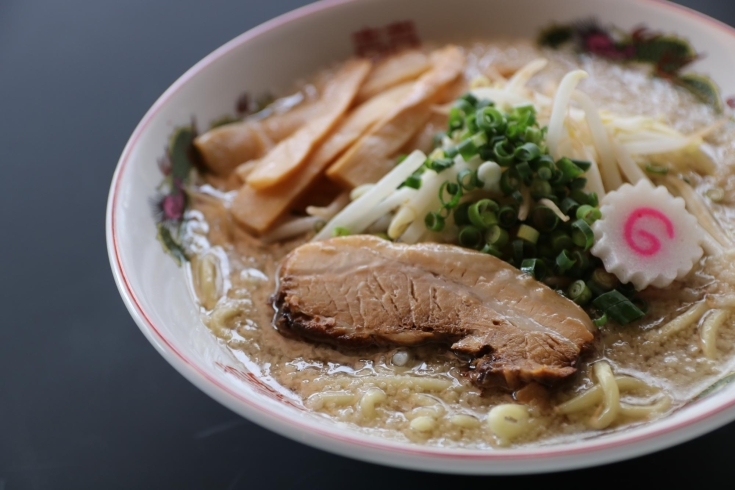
left=108, top=0, right=735, bottom=468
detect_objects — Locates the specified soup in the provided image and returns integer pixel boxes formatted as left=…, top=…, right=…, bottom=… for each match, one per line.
left=156, top=33, right=735, bottom=448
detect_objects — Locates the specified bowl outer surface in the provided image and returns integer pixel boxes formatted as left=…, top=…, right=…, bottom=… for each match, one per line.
left=107, top=0, right=735, bottom=474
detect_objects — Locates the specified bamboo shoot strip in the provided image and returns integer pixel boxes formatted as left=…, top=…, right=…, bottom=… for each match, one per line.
left=327, top=46, right=466, bottom=188
left=246, top=59, right=371, bottom=189
left=231, top=82, right=411, bottom=234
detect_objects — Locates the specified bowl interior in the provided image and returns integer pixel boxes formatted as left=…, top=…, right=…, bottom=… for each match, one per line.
left=108, top=0, right=735, bottom=473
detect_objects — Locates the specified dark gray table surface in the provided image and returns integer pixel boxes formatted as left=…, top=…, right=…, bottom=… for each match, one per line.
left=2, top=0, right=735, bottom=488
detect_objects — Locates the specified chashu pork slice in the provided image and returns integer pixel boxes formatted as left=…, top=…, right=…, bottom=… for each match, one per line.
left=273, top=235, right=595, bottom=389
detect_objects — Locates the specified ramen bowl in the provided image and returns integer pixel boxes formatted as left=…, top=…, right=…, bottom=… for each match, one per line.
left=107, top=0, right=735, bottom=474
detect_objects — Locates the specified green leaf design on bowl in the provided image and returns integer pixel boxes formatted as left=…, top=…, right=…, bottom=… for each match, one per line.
left=539, top=20, right=723, bottom=113
left=539, top=25, right=575, bottom=48
left=168, top=126, right=196, bottom=183
left=156, top=222, right=188, bottom=266
left=677, top=73, right=724, bottom=113
left=633, top=35, right=694, bottom=64
left=693, top=372, right=735, bottom=402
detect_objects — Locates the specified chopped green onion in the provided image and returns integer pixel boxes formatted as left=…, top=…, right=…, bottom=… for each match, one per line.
left=532, top=205, right=559, bottom=233
left=333, top=226, right=351, bottom=237
left=587, top=192, right=599, bottom=207
left=551, top=230, right=573, bottom=253
left=555, top=250, right=577, bottom=274
left=515, top=161, right=532, bottom=184
left=524, top=126, right=543, bottom=144
left=571, top=219, right=595, bottom=251
left=472, top=131, right=488, bottom=148
left=464, top=113, right=479, bottom=133
left=632, top=297, right=649, bottom=314
left=459, top=225, right=483, bottom=249
left=529, top=179, right=552, bottom=200
left=400, top=173, right=423, bottom=190
left=499, top=168, right=521, bottom=194
left=617, top=282, right=637, bottom=298
left=521, top=258, right=548, bottom=281
left=395, top=154, right=408, bottom=164
left=570, top=159, right=592, bottom=172
left=432, top=131, right=447, bottom=149
left=537, top=166, right=553, bottom=181
left=426, top=157, right=454, bottom=173
left=506, top=121, right=525, bottom=140
left=569, top=177, right=587, bottom=191
left=645, top=163, right=669, bottom=174
left=485, top=225, right=509, bottom=248
left=593, top=313, right=608, bottom=327
left=556, top=157, right=585, bottom=183
left=439, top=181, right=463, bottom=209
left=457, top=169, right=478, bottom=191
left=512, top=239, right=525, bottom=264
left=453, top=98, right=475, bottom=114
left=480, top=244, right=504, bottom=258
left=498, top=205, right=518, bottom=228
left=476, top=107, right=506, bottom=134
left=511, top=190, right=524, bottom=204
left=448, top=107, right=463, bottom=130
left=537, top=243, right=556, bottom=259
left=560, top=197, right=579, bottom=215
left=468, top=199, right=499, bottom=229
left=514, top=142, right=541, bottom=162
left=444, top=145, right=459, bottom=158
left=570, top=250, right=590, bottom=277
left=588, top=268, right=619, bottom=296
left=453, top=202, right=472, bottom=226
left=576, top=205, right=602, bottom=224
left=592, top=290, right=645, bottom=325
left=706, top=187, right=725, bottom=202
left=591, top=289, right=630, bottom=311
left=493, top=140, right=515, bottom=166
left=457, top=138, right=479, bottom=160
left=424, top=212, right=446, bottom=232
left=517, top=224, right=540, bottom=244
left=567, top=280, right=592, bottom=306
left=460, top=92, right=479, bottom=106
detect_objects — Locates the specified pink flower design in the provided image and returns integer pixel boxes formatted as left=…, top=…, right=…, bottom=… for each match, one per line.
left=162, top=192, right=185, bottom=221
left=583, top=32, right=634, bottom=60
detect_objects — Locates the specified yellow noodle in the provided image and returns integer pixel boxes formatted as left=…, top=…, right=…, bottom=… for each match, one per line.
left=700, top=309, right=731, bottom=359
left=449, top=414, right=481, bottom=429
left=366, top=376, right=452, bottom=391
left=654, top=301, right=709, bottom=340
left=410, top=416, right=437, bottom=432
left=556, top=376, right=655, bottom=414
left=359, top=388, right=386, bottom=419
left=486, top=404, right=532, bottom=446
left=208, top=304, right=243, bottom=340
left=409, top=405, right=445, bottom=419
left=620, top=396, right=671, bottom=418
left=306, top=391, right=355, bottom=410
left=193, top=253, right=221, bottom=310
left=410, top=393, right=442, bottom=407
left=588, top=362, right=620, bottom=429
left=664, top=176, right=733, bottom=248
left=707, top=295, right=735, bottom=309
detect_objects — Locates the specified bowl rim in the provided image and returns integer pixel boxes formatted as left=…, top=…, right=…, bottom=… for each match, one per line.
left=107, top=0, right=735, bottom=472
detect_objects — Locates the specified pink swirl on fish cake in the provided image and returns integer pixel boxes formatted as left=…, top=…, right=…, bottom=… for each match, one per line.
left=623, top=207, right=675, bottom=256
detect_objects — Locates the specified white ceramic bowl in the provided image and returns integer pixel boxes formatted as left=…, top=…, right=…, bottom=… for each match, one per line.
left=107, top=0, right=735, bottom=474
